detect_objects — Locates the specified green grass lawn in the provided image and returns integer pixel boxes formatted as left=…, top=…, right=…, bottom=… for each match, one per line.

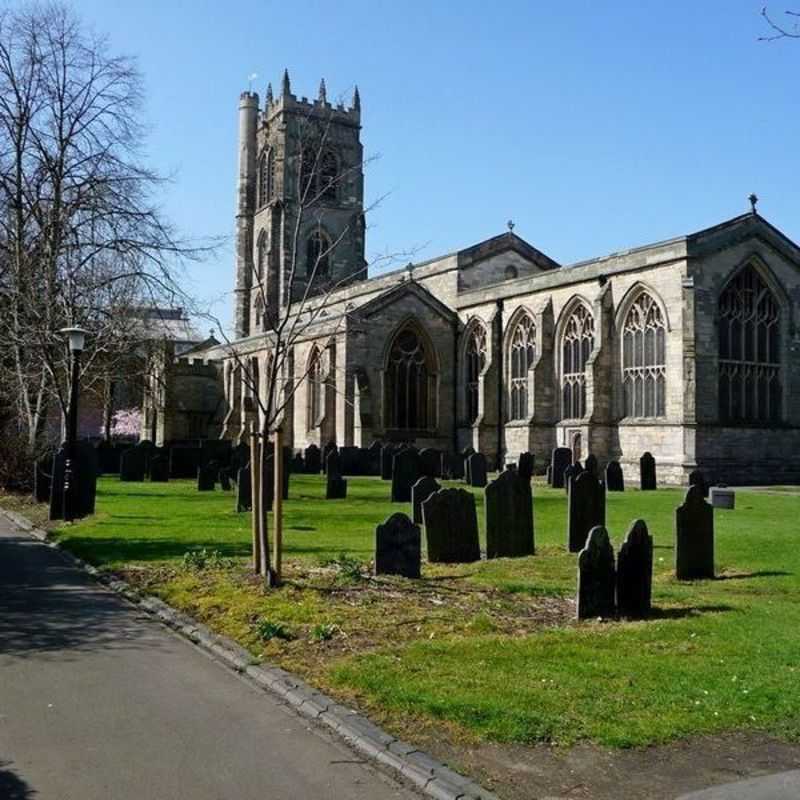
left=8, top=474, right=800, bottom=749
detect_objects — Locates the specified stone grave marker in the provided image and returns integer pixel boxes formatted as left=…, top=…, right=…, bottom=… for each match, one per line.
left=419, top=448, right=441, bottom=478
left=710, top=486, right=735, bottom=510
left=466, top=452, right=488, bottom=488
left=339, top=446, right=361, bottom=476
left=236, top=465, right=252, bottom=512
left=485, top=469, right=534, bottom=558
left=688, top=468, right=709, bottom=498
left=422, top=488, right=481, bottom=563
left=120, top=448, right=146, bottom=482
left=584, top=454, right=598, bottom=477
left=567, top=471, right=606, bottom=553
left=325, top=449, right=347, bottom=499
left=675, top=484, right=714, bottom=580
left=149, top=456, right=170, bottom=483
left=380, top=444, right=397, bottom=480
left=304, top=444, right=321, bottom=474
left=218, top=467, right=232, bottom=491
left=374, top=513, right=421, bottom=579
left=563, top=461, right=583, bottom=494
left=577, top=526, right=616, bottom=620
left=617, top=519, right=653, bottom=619
left=367, top=441, right=383, bottom=475
left=462, top=446, right=476, bottom=483
left=322, top=442, right=338, bottom=474
left=518, top=451, right=534, bottom=483
left=197, top=461, right=217, bottom=491
left=640, top=451, right=657, bottom=490
left=440, top=451, right=464, bottom=480
left=391, top=448, right=421, bottom=503
left=411, top=476, right=440, bottom=524
left=605, top=460, right=624, bottom=492
left=550, top=447, right=572, bottom=489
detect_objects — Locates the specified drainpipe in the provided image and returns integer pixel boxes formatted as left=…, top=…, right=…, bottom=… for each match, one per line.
left=495, top=299, right=504, bottom=470
left=452, top=320, right=459, bottom=455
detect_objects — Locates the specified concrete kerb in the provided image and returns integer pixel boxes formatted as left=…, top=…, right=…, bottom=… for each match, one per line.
left=0, top=508, right=500, bottom=800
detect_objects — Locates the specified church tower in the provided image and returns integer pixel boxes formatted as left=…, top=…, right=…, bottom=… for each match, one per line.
left=234, top=72, right=365, bottom=339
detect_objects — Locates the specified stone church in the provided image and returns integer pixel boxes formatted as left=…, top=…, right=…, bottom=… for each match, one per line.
left=206, top=73, right=800, bottom=485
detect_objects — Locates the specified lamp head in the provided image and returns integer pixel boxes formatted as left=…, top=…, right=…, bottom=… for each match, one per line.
left=59, top=326, right=88, bottom=353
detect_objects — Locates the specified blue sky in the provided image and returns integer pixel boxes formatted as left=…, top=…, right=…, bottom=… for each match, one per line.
left=65, top=0, right=799, bottom=333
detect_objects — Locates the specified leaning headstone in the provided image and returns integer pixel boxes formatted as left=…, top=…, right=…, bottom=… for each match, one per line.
left=675, top=484, right=714, bottom=580
left=391, top=448, right=420, bottom=503
left=380, top=444, right=397, bottom=480
left=150, top=456, right=170, bottom=483
left=617, top=519, right=653, bottom=619
left=304, top=444, right=321, bottom=474
left=563, top=461, right=583, bottom=494
left=466, top=452, right=488, bottom=488
left=689, top=469, right=708, bottom=498
left=325, top=449, right=347, bottom=499
left=236, top=465, right=252, bottom=512
left=640, top=451, right=656, bottom=490
left=605, top=460, right=624, bottom=492
left=375, top=513, right=421, bottom=579
left=197, top=461, right=217, bottom=491
left=485, top=469, right=534, bottom=558
left=577, top=526, right=616, bottom=620
left=422, top=488, right=481, bottom=563
left=567, top=471, right=606, bottom=553
left=584, top=454, right=598, bottom=477
left=710, top=486, right=735, bottom=510
left=120, top=448, right=146, bottom=482
left=411, top=476, right=440, bottom=525
left=419, top=448, right=441, bottom=479
left=550, top=447, right=571, bottom=489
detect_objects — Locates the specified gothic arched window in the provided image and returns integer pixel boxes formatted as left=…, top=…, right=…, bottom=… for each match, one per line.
left=718, top=265, right=782, bottom=423
left=385, top=325, right=435, bottom=430
left=307, top=347, right=324, bottom=428
left=465, top=323, right=487, bottom=424
left=561, top=303, right=594, bottom=419
left=258, top=149, right=274, bottom=207
left=306, top=231, right=330, bottom=278
left=509, top=313, right=536, bottom=420
left=622, top=292, right=667, bottom=417
left=321, top=150, right=338, bottom=202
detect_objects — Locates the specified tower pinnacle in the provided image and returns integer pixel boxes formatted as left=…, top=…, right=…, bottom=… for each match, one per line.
left=319, top=78, right=327, bottom=104
left=353, top=85, right=361, bottom=111
left=282, top=69, right=291, bottom=97
left=266, top=82, right=274, bottom=106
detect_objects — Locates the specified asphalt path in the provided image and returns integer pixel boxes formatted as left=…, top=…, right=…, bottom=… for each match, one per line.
left=0, top=518, right=420, bottom=800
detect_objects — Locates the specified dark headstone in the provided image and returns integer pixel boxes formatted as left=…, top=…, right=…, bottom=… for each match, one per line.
left=419, top=448, right=441, bottom=478
left=466, top=452, right=488, bottom=488
left=423, top=488, right=481, bottom=563
left=218, top=467, right=232, bottom=491
left=640, top=451, right=656, bottom=491
left=550, top=447, right=571, bottom=489
left=577, top=526, right=616, bottom=620
left=584, top=454, right=598, bottom=477
left=149, top=456, right=170, bottom=482
left=675, top=485, right=714, bottom=580
left=411, top=476, right=440, bottom=525
left=485, top=469, right=534, bottom=558
left=710, top=487, right=735, bottom=509
left=197, top=461, right=217, bottom=491
left=518, top=452, right=534, bottom=483
left=605, top=460, right=624, bottom=492
left=236, top=465, right=252, bottom=512
left=567, top=471, right=606, bottom=553
left=689, top=469, right=709, bottom=498
left=325, top=449, right=347, bottom=499
left=563, top=461, right=583, bottom=494
left=391, top=448, right=421, bottom=503
left=375, top=513, right=421, bottom=579
left=440, top=452, right=464, bottom=480
left=304, top=444, right=321, bottom=474
left=617, top=519, right=653, bottom=619
left=120, top=448, right=146, bottom=482
left=322, top=442, right=338, bottom=474
left=339, top=446, right=360, bottom=475
left=169, top=447, right=202, bottom=479
left=291, top=453, right=305, bottom=474
left=380, top=444, right=396, bottom=480
left=367, top=440, right=383, bottom=475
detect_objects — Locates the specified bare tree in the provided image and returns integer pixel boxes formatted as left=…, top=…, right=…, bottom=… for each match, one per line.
left=0, top=3, right=210, bottom=464
left=760, top=6, right=800, bottom=40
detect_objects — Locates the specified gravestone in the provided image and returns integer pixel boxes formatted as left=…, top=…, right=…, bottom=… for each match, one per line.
left=675, top=484, right=714, bottom=580
left=563, top=461, right=583, bottom=494
left=339, top=446, right=361, bottom=476
left=640, top=451, right=656, bottom=490
left=197, top=461, right=217, bottom=491
left=391, top=448, right=421, bottom=503
left=689, top=469, right=709, bottom=498
left=710, top=487, right=735, bottom=510
left=411, top=476, right=440, bottom=525
left=605, top=460, right=624, bottom=492
left=325, top=449, right=347, bottom=499
left=617, top=519, right=653, bottom=619
left=291, top=453, right=305, bottom=474
left=374, top=513, right=421, bottom=579
left=466, top=452, right=488, bottom=488
left=218, top=467, right=232, bottom=491
left=485, top=469, right=534, bottom=558
left=461, top=446, right=476, bottom=483
left=149, top=456, right=170, bottom=482
left=35, top=457, right=53, bottom=503
left=550, top=447, right=572, bottom=489
left=584, top=454, right=598, bottom=477
left=367, top=441, right=383, bottom=475
left=440, top=451, right=464, bottom=480
left=322, top=442, right=338, bottom=474
left=577, top=526, right=616, bottom=620
left=380, top=445, right=397, bottom=480
left=169, top=446, right=202, bottom=479
left=422, top=488, right=481, bottom=563
left=236, top=465, right=252, bottom=512
left=567, top=471, right=606, bottom=553
left=304, top=444, right=321, bottom=474
left=419, top=448, right=441, bottom=478
left=518, top=451, right=534, bottom=483
left=120, top=448, right=146, bottom=482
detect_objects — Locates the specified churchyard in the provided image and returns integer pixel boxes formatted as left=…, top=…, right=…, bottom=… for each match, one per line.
left=3, top=456, right=800, bottom=797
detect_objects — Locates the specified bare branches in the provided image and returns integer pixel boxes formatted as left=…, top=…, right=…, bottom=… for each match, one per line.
left=760, top=6, right=800, bottom=40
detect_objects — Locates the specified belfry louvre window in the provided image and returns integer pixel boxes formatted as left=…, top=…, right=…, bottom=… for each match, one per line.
left=465, top=324, right=487, bottom=424
left=258, top=149, right=274, bottom=206
left=718, top=266, right=782, bottom=423
left=385, top=327, right=434, bottom=430
left=509, top=314, right=536, bottom=420
left=622, top=293, right=666, bottom=417
left=306, top=232, right=330, bottom=277
left=561, top=304, right=594, bottom=419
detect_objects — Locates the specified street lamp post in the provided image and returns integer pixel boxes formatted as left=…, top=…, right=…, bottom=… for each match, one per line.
left=60, top=327, right=87, bottom=522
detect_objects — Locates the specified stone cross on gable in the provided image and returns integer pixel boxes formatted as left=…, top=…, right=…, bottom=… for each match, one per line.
left=507, top=219, right=515, bottom=232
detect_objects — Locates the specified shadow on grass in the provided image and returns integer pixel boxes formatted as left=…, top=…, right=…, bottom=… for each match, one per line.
left=650, top=604, right=736, bottom=619
left=60, top=536, right=251, bottom=564
left=289, top=525, right=316, bottom=532
left=0, top=762, right=36, bottom=799
left=714, top=571, right=792, bottom=581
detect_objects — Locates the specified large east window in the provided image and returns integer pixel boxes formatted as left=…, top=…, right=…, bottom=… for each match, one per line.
left=561, top=304, right=594, bottom=419
left=509, top=313, right=536, bottom=420
left=718, top=266, right=782, bottom=423
left=622, top=292, right=666, bottom=417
